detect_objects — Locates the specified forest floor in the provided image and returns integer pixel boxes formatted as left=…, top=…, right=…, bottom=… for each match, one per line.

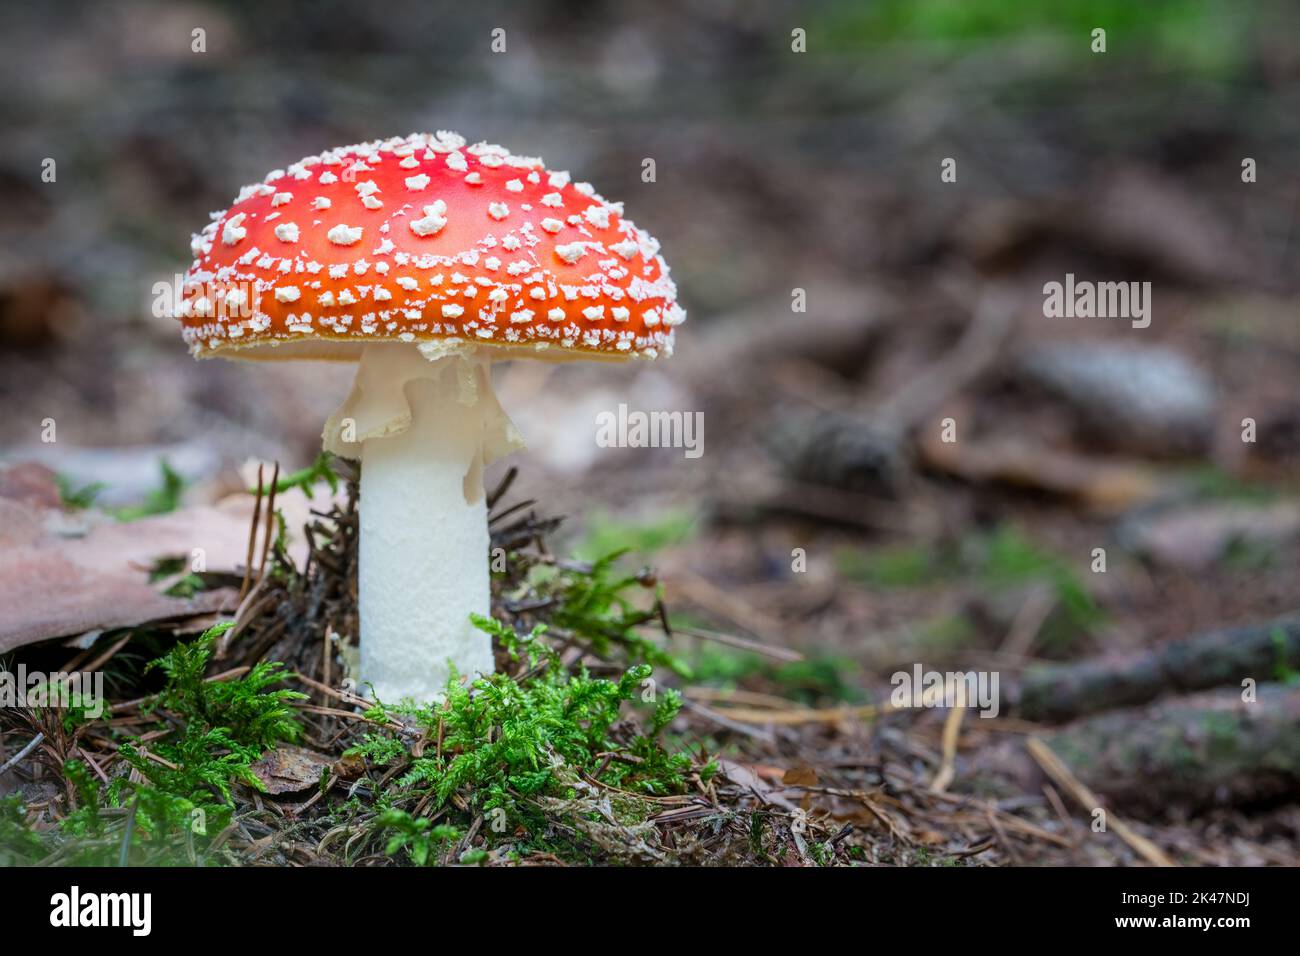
left=2, top=1, right=1300, bottom=866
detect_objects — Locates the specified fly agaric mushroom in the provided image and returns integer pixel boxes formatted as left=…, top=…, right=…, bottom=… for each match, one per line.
left=175, top=132, right=685, bottom=703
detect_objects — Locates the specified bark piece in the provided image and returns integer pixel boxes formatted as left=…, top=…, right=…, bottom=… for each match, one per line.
left=1019, top=615, right=1300, bottom=723
left=1035, top=685, right=1300, bottom=810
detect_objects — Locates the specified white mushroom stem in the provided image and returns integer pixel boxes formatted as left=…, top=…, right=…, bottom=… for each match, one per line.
left=323, top=343, right=523, bottom=703
left=355, top=374, right=491, bottom=703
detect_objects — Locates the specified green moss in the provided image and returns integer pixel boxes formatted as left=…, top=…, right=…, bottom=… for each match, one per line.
left=1179, top=465, right=1279, bottom=504
left=0, top=795, right=45, bottom=865
left=840, top=525, right=1102, bottom=645
left=812, top=0, right=1252, bottom=78
left=149, top=556, right=206, bottom=598
left=55, top=474, right=106, bottom=510
left=836, top=542, right=944, bottom=587
left=1274, top=629, right=1300, bottom=686
left=573, top=510, right=697, bottom=562
left=361, top=641, right=694, bottom=849
left=917, top=614, right=976, bottom=652
left=257, top=451, right=341, bottom=498
left=546, top=552, right=689, bottom=676
left=688, top=645, right=863, bottom=705
left=1, top=622, right=306, bottom=865
left=112, top=459, right=186, bottom=521
left=373, top=810, right=460, bottom=866
left=114, top=625, right=298, bottom=827
left=978, top=526, right=1102, bottom=638
left=56, top=458, right=208, bottom=522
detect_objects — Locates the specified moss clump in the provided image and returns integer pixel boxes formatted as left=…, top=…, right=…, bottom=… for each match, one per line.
left=0, top=795, right=45, bottom=865
left=0, top=621, right=307, bottom=865
left=348, top=613, right=710, bottom=865
left=117, top=621, right=306, bottom=807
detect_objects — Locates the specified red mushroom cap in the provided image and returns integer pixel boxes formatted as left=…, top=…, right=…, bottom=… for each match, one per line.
left=177, top=132, right=684, bottom=361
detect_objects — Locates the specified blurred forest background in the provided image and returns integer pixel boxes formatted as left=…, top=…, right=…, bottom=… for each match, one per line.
left=2, top=0, right=1299, bottom=864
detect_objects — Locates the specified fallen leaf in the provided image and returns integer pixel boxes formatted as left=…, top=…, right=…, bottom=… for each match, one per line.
left=250, top=746, right=333, bottom=795
left=717, top=760, right=799, bottom=810
left=0, top=463, right=63, bottom=509
left=782, top=766, right=820, bottom=787
left=0, top=462, right=341, bottom=653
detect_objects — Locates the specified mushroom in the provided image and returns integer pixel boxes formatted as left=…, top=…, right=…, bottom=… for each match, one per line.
left=175, top=132, right=685, bottom=703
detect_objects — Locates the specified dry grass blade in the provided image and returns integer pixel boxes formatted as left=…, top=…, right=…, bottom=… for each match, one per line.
left=0, top=733, right=45, bottom=775
left=1026, top=736, right=1177, bottom=867
left=707, top=702, right=883, bottom=725
left=238, top=464, right=264, bottom=604
left=683, top=686, right=801, bottom=709
left=930, top=706, right=966, bottom=793
left=664, top=624, right=804, bottom=663
left=485, top=466, right=518, bottom=510
left=257, top=462, right=281, bottom=580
